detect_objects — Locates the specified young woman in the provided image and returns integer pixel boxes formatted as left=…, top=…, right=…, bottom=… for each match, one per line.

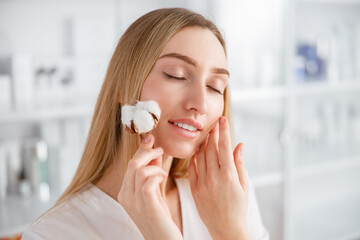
left=22, top=8, right=269, bottom=240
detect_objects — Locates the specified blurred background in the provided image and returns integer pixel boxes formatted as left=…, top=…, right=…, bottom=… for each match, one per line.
left=0, top=0, right=360, bottom=239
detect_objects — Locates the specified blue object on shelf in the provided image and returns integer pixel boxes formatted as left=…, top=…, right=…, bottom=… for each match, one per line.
left=295, top=43, right=326, bottom=82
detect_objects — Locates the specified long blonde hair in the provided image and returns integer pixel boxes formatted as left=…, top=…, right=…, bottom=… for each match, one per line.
left=56, top=7, right=233, bottom=205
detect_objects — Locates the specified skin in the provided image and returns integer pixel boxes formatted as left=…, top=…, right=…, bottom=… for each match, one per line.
left=97, top=26, right=250, bottom=240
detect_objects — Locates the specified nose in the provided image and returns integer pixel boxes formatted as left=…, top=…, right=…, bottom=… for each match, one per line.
left=184, top=82, right=207, bottom=114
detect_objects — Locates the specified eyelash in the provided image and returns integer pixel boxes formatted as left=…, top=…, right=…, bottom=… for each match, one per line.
left=163, top=72, right=223, bottom=95
left=163, top=72, right=185, bottom=80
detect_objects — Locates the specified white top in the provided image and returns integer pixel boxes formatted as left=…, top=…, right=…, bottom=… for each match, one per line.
left=22, top=178, right=269, bottom=240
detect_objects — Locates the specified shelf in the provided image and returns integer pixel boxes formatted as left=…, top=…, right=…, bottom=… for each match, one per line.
left=251, top=171, right=284, bottom=188
left=292, top=80, right=360, bottom=96
left=290, top=162, right=360, bottom=239
left=231, top=86, right=286, bottom=102
left=231, top=81, right=360, bottom=102
left=0, top=190, right=61, bottom=238
left=0, top=224, right=27, bottom=239
left=250, top=153, right=360, bottom=188
left=0, top=105, right=93, bottom=124
left=296, top=0, right=360, bottom=5
left=294, top=154, right=360, bottom=178
left=337, top=231, right=360, bottom=240
left=295, top=140, right=360, bottom=167
left=292, top=164, right=360, bottom=206
left=292, top=191, right=360, bottom=240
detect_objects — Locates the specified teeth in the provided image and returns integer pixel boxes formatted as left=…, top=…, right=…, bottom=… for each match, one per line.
left=173, top=122, right=197, bottom=131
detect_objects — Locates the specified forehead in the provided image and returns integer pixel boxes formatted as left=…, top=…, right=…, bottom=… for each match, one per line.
left=158, top=26, right=227, bottom=69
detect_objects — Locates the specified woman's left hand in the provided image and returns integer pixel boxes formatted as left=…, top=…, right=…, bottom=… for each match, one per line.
left=188, top=116, right=250, bottom=240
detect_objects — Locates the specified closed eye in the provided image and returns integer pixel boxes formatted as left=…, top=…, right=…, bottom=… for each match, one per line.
left=207, top=86, right=223, bottom=95
left=163, top=72, right=186, bottom=80
left=163, top=71, right=223, bottom=95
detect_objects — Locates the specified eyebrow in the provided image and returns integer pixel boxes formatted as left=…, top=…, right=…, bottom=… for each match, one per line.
left=158, top=52, right=230, bottom=77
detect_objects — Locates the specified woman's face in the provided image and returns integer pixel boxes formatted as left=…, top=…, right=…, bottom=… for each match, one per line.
left=140, top=26, right=229, bottom=158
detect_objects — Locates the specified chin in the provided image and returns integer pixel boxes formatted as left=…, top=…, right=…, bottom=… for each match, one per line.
left=160, top=143, right=196, bottom=159
left=152, top=131, right=199, bottom=159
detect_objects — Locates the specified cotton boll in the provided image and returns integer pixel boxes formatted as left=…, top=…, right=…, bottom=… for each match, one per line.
left=143, top=100, right=161, bottom=119
left=135, top=101, right=146, bottom=110
left=121, top=105, right=135, bottom=127
left=133, top=110, right=155, bottom=133
left=122, top=100, right=161, bottom=134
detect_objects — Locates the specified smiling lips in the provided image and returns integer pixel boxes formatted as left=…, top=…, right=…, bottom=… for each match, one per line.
left=172, top=122, right=197, bottom=131
left=168, top=118, right=203, bottom=139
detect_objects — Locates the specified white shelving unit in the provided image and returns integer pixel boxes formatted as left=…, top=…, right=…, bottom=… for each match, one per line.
left=0, top=190, right=62, bottom=238
left=282, top=0, right=360, bottom=239
left=231, top=81, right=360, bottom=102
left=0, top=106, right=92, bottom=238
left=230, top=0, right=360, bottom=239
left=0, top=1, right=112, bottom=236
left=0, top=105, right=93, bottom=124
left=297, top=0, right=360, bottom=4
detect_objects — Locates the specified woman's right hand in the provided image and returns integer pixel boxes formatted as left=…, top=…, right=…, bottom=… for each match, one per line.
left=117, top=134, right=183, bottom=240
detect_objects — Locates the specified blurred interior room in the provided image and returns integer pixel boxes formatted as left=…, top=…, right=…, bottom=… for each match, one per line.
left=1, top=0, right=360, bottom=239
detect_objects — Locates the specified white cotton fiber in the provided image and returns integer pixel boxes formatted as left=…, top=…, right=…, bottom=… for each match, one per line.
left=121, top=100, right=161, bottom=134
left=135, top=101, right=146, bottom=110
left=121, top=105, right=135, bottom=126
left=133, top=110, right=154, bottom=133
left=143, top=100, right=161, bottom=119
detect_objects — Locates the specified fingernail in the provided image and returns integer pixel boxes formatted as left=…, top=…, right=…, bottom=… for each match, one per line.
left=156, top=147, right=163, bottom=153
left=219, top=116, right=225, bottom=125
left=144, top=134, right=151, bottom=143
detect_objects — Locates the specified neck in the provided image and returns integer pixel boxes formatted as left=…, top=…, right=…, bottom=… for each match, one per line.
left=160, top=152, right=175, bottom=197
left=95, top=151, right=175, bottom=201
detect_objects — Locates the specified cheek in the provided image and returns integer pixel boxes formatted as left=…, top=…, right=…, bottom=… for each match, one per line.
left=208, top=97, right=224, bottom=122
left=141, top=92, right=175, bottom=122
left=140, top=77, right=170, bottom=104
left=198, top=100, right=224, bottom=141
left=140, top=77, right=157, bottom=100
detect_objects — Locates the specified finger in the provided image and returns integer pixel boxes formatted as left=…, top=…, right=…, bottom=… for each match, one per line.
left=205, top=121, right=220, bottom=173
left=125, top=134, right=163, bottom=193
left=188, top=152, right=198, bottom=189
left=141, top=175, right=166, bottom=205
left=196, top=139, right=207, bottom=182
left=121, top=149, right=163, bottom=193
left=141, top=134, right=154, bottom=150
left=130, top=146, right=164, bottom=171
left=233, top=143, right=249, bottom=194
left=135, top=165, right=168, bottom=194
left=133, top=134, right=159, bottom=161
left=148, top=154, right=162, bottom=167
left=123, top=134, right=154, bottom=188
left=218, top=116, right=235, bottom=170
left=126, top=147, right=164, bottom=190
